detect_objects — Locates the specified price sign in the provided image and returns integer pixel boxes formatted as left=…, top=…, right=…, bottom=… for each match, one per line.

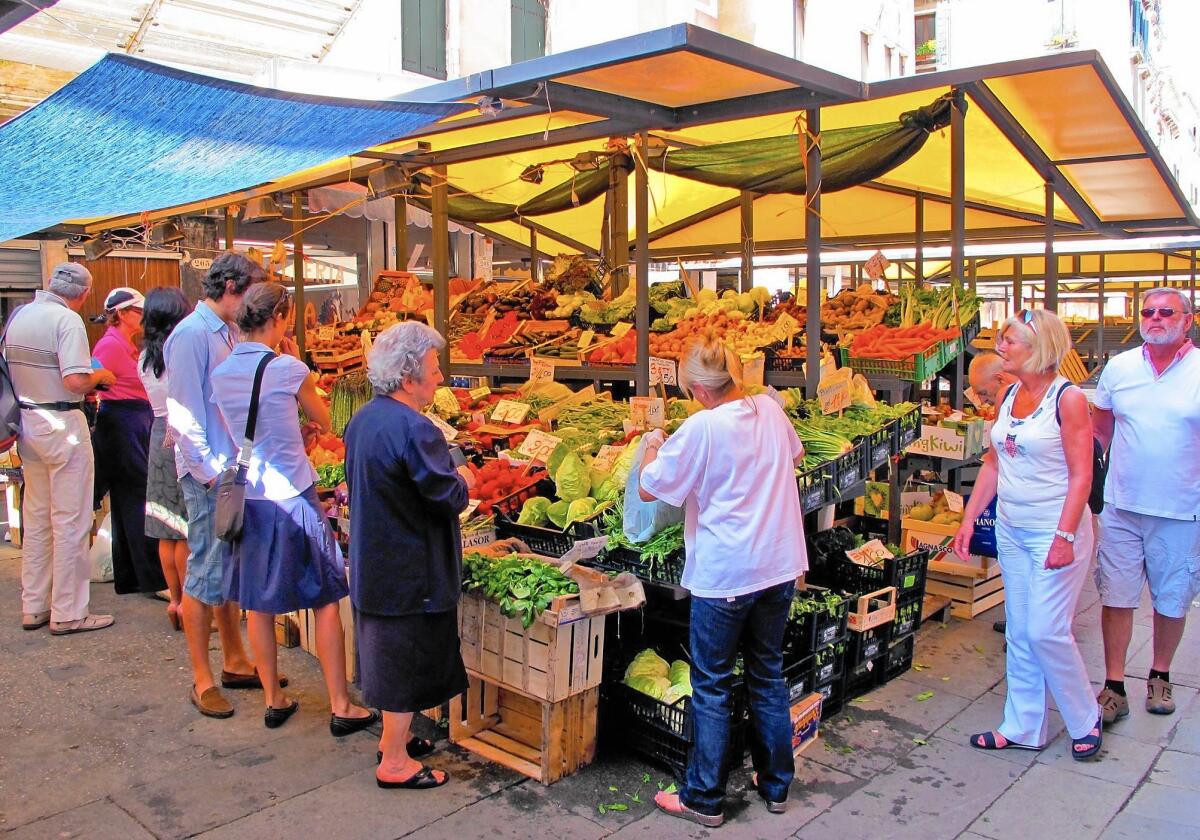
left=629, top=396, right=667, bottom=429
left=592, top=444, right=626, bottom=473
left=578, top=329, right=596, bottom=351
left=424, top=413, right=459, bottom=442
left=610, top=322, right=633, bottom=338
left=517, top=429, right=563, bottom=463
left=459, top=500, right=481, bottom=523
left=469, top=385, right=491, bottom=401
left=433, top=387, right=461, bottom=416
left=863, top=250, right=891, bottom=281
left=360, top=330, right=373, bottom=355
left=317, top=326, right=335, bottom=342
left=845, top=539, right=895, bottom=566
left=648, top=356, right=677, bottom=386
left=773, top=311, right=801, bottom=341
left=490, top=400, right=531, bottom=424
left=742, top=353, right=765, bottom=388
left=528, top=356, right=556, bottom=386
left=817, top=367, right=853, bottom=415
left=558, top=536, right=610, bottom=569
left=943, top=490, right=964, bottom=513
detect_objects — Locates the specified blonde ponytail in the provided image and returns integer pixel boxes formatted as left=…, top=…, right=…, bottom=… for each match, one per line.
left=678, top=329, right=742, bottom=398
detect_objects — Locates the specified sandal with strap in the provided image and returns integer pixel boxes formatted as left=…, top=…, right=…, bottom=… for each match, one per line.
left=1071, top=715, right=1103, bottom=761
left=376, top=737, right=435, bottom=764
left=376, top=765, right=448, bottom=790
left=969, top=731, right=1041, bottom=751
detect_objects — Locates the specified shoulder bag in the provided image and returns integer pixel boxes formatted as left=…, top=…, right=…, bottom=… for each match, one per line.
left=214, top=352, right=273, bottom=542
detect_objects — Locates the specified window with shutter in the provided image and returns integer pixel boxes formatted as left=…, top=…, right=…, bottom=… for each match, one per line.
left=511, top=0, right=546, bottom=64
left=402, top=0, right=447, bottom=80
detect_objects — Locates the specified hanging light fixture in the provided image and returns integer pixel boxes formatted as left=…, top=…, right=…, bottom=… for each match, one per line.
left=519, top=164, right=545, bottom=184
left=82, top=236, right=113, bottom=260
left=367, top=164, right=415, bottom=199
left=149, top=220, right=184, bottom=245
left=242, top=195, right=283, bottom=223
left=569, top=151, right=604, bottom=172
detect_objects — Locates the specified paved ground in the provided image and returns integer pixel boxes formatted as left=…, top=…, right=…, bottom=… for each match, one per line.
left=1, top=544, right=1197, bottom=840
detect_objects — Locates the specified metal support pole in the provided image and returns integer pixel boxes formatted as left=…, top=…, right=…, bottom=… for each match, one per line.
left=1163, top=252, right=1169, bottom=285
left=1191, top=249, right=1197, bottom=314
left=740, top=191, right=754, bottom=292
left=611, top=161, right=629, bottom=295
left=394, top=197, right=408, bottom=272
left=968, top=258, right=977, bottom=293
left=224, top=206, right=235, bottom=251
left=914, top=194, right=924, bottom=288
left=1045, top=182, right=1058, bottom=311
left=950, top=93, right=965, bottom=292
left=291, top=193, right=306, bottom=357
left=1132, top=282, right=1142, bottom=321
left=529, top=229, right=539, bottom=282
left=1096, top=254, right=1105, bottom=365
left=804, top=109, right=822, bottom=395
left=1014, top=260, right=1023, bottom=315
left=431, top=165, right=451, bottom=374
left=635, top=132, right=650, bottom=396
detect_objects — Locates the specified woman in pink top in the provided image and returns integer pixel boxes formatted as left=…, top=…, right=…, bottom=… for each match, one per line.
left=92, top=287, right=165, bottom=597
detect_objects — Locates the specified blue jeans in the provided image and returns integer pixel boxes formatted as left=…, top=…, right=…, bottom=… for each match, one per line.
left=180, top=473, right=224, bottom=606
left=683, top=580, right=796, bottom=816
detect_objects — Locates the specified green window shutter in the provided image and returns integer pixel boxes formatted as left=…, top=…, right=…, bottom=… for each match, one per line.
left=401, top=0, right=421, bottom=74
left=511, top=0, right=546, bottom=63
left=402, top=0, right=446, bottom=80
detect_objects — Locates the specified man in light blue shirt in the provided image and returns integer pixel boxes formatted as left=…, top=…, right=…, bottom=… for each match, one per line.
left=165, top=251, right=267, bottom=718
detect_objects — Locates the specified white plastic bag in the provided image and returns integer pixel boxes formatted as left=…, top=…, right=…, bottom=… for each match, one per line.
left=89, top=512, right=113, bottom=583
left=622, top=436, right=685, bottom=543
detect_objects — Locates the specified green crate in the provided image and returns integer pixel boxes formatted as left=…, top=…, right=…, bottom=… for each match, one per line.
left=842, top=342, right=943, bottom=382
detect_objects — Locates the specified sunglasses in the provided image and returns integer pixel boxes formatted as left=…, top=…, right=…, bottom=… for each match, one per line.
left=1015, top=308, right=1038, bottom=335
left=1140, top=307, right=1178, bottom=319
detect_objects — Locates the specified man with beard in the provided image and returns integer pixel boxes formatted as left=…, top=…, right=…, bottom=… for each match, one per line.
left=1092, top=288, right=1200, bottom=725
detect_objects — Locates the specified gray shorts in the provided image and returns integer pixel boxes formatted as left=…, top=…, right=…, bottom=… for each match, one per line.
left=1096, top=506, right=1200, bottom=618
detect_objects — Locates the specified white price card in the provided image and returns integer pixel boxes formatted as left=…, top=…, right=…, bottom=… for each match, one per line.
left=490, top=400, right=532, bottom=424
left=629, top=396, right=667, bottom=429
left=433, top=387, right=460, bottom=416
left=943, top=490, right=964, bottom=513
left=818, top=367, right=853, bottom=415
left=469, top=385, right=491, bottom=401
left=528, top=356, right=556, bottom=385
left=558, top=536, right=610, bottom=569
left=591, top=444, right=626, bottom=473
left=863, top=250, right=891, bottom=281
left=517, top=429, right=563, bottom=463
left=459, top=499, right=481, bottom=523
left=610, top=321, right=633, bottom=338
left=845, top=539, right=895, bottom=566
left=773, top=311, right=801, bottom=341
left=424, top=413, right=459, bottom=442
left=742, top=353, right=765, bottom=388
left=578, top=329, right=596, bottom=351
left=648, top=356, right=677, bottom=386
left=317, top=326, right=335, bottom=342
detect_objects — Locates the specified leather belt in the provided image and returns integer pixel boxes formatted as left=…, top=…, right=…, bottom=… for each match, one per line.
left=19, top=400, right=83, bottom=412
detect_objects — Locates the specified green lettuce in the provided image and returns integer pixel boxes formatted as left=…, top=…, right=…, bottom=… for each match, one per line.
left=516, top=496, right=551, bottom=527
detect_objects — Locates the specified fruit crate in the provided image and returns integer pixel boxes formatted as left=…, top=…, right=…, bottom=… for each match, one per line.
left=843, top=652, right=886, bottom=700
left=764, top=341, right=806, bottom=373
left=846, top=587, right=897, bottom=632
left=493, top=478, right=604, bottom=557
left=864, top=426, right=892, bottom=470
left=816, top=674, right=844, bottom=721
left=840, top=342, right=943, bottom=382
left=937, top=337, right=961, bottom=370
left=960, top=312, right=982, bottom=348
left=890, top=595, right=924, bottom=640
left=797, top=461, right=835, bottom=513
left=810, top=638, right=846, bottom=688
left=846, top=622, right=890, bottom=667
left=836, top=549, right=930, bottom=603
left=587, top=544, right=685, bottom=587
left=879, top=633, right=915, bottom=684
left=785, top=586, right=849, bottom=662
left=892, top=404, right=922, bottom=453
left=833, top=440, right=869, bottom=496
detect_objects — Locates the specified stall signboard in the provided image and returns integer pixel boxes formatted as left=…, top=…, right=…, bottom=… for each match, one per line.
left=904, top=418, right=986, bottom=460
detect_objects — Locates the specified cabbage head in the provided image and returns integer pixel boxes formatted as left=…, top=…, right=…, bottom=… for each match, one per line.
left=661, top=683, right=692, bottom=705
left=554, top=451, right=589, bottom=502
left=668, top=660, right=691, bottom=686
left=624, top=648, right=669, bottom=681
left=625, top=675, right=670, bottom=700
left=565, top=497, right=597, bottom=526
left=545, top=500, right=571, bottom=529
left=516, top=496, right=551, bottom=527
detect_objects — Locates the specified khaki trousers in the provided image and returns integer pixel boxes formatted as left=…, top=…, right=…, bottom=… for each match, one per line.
left=17, top=409, right=95, bottom=622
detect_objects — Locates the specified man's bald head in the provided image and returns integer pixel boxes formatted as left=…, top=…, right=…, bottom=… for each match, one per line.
left=968, top=351, right=1010, bottom=406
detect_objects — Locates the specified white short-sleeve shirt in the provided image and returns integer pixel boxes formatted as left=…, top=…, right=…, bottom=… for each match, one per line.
left=210, top=343, right=317, bottom=501
left=4, top=290, right=92, bottom=405
left=1094, top=344, right=1200, bottom=520
left=640, top=393, right=808, bottom=598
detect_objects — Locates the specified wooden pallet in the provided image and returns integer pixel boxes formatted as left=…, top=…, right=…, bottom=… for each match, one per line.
left=926, top=562, right=1005, bottom=619
left=450, top=674, right=598, bottom=784
left=459, top=593, right=605, bottom=703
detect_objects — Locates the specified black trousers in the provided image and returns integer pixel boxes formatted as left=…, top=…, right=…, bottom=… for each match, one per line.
left=93, top=399, right=164, bottom=595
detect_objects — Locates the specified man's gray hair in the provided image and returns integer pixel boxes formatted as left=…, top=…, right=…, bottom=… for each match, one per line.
left=47, top=262, right=92, bottom=301
left=1141, top=287, right=1194, bottom=315
left=367, top=321, right=445, bottom=395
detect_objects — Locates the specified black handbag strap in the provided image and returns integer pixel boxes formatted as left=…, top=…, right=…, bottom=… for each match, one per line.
left=237, top=352, right=274, bottom=467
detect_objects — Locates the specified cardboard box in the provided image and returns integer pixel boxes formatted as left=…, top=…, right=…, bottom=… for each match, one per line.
left=904, top=418, right=987, bottom=461
left=901, top=516, right=997, bottom=578
left=790, top=692, right=823, bottom=757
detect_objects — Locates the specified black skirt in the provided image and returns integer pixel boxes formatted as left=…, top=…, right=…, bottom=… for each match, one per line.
left=354, top=607, right=469, bottom=713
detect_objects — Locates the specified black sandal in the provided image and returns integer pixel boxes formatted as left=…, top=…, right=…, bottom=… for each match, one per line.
left=376, top=737, right=435, bottom=764
left=969, top=731, right=1040, bottom=751
left=1071, top=715, right=1103, bottom=761
left=376, top=765, right=448, bottom=790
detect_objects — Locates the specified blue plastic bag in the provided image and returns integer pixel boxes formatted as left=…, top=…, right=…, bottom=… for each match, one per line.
left=622, top=435, right=685, bottom=543
left=966, top=494, right=997, bottom=558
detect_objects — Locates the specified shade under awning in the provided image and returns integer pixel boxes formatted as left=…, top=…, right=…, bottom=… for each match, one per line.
left=0, top=54, right=465, bottom=244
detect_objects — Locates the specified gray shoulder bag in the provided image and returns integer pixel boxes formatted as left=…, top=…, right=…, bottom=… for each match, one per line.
left=214, top=352, right=273, bottom=542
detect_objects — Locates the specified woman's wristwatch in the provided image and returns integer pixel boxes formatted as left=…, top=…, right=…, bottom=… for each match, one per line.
left=1054, top=529, right=1075, bottom=543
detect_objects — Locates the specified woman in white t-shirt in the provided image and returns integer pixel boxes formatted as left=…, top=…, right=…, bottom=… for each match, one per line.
left=954, top=308, right=1102, bottom=761
left=638, top=333, right=807, bottom=828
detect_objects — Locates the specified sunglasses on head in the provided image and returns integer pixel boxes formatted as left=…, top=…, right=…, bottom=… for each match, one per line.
left=1016, top=308, right=1038, bottom=335
left=1140, top=307, right=1177, bottom=319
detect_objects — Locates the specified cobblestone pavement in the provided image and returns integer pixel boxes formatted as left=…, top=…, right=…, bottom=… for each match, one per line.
left=1, top=545, right=1196, bottom=839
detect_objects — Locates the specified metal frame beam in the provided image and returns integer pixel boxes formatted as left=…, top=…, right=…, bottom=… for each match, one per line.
left=804, top=108, right=821, bottom=395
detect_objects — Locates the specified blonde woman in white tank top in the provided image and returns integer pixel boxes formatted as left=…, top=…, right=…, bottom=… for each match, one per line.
left=954, top=309, right=1103, bottom=761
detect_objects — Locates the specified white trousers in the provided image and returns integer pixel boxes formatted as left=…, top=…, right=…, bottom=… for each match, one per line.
left=996, top=516, right=1099, bottom=744
left=17, top=409, right=95, bottom=623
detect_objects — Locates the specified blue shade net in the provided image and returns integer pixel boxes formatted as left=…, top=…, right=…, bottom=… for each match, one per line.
left=0, top=54, right=465, bottom=243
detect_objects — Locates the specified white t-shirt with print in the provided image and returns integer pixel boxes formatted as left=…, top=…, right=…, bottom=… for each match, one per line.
left=640, top=393, right=808, bottom=598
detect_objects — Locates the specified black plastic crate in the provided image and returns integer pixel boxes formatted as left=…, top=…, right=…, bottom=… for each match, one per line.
left=764, top=341, right=805, bottom=373
left=588, top=544, right=685, bottom=586
left=960, top=312, right=981, bottom=347
left=844, top=653, right=885, bottom=700
left=817, top=677, right=843, bottom=720
left=810, top=639, right=846, bottom=688
left=880, top=633, right=915, bottom=684
left=783, top=655, right=813, bottom=703
left=493, top=478, right=604, bottom=557
left=846, top=623, right=890, bottom=666
left=833, top=441, right=869, bottom=496
left=797, top=461, right=835, bottom=513
left=864, top=425, right=892, bottom=470
left=893, top=404, right=922, bottom=453
left=837, top=549, right=930, bottom=602
left=785, top=586, right=849, bottom=661
left=891, top=596, right=924, bottom=640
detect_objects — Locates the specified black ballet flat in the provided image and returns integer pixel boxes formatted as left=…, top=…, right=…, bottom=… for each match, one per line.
left=264, top=700, right=299, bottom=729
left=330, top=708, right=380, bottom=737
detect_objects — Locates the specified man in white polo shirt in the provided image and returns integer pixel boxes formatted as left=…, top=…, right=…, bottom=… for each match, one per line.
left=4, top=263, right=117, bottom=634
left=1093, top=287, right=1200, bottom=724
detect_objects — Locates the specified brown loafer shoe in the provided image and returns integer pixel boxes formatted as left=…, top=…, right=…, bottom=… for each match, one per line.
left=221, top=670, right=289, bottom=690
left=1146, top=677, right=1175, bottom=715
left=22, top=611, right=50, bottom=631
left=1097, top=687, right=1129, bottom=725
left=50, top=614, right=114, bottom=635
left=190, top=685, right=234, bottom=719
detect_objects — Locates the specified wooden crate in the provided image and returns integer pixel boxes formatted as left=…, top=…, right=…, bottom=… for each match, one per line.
left=296, top=595, right=356, bottom=681
left=926, top=562, right=1005, bottom=619
left=458, top=592, right=604, bottom=703
left=449, top=674, right=598, bottom=784
left=846, top=586, right=897, bottom=632
left=311, top=347, right=364, bottom=374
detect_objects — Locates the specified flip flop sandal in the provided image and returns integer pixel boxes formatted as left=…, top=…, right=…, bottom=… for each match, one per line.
left=969, top=731, right=1041, bottom=751
left=1071, top=715, right=1103, bottom=761
left=750, top=772, right=787, bottom=813
left=376, top=737, right=435, bottom=764
left=376, top=765, right=449, bottom=790
left=653, top=792, right=724, bottom=828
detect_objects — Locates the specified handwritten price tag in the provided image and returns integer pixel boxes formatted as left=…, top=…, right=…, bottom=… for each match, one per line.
left=517, top=429, right=563, bottom=463
left=469, top=386, right=491, bottom=401
left=648, top=356, right=677, bottom=386
left=773, top=311, right=801, bottom=341
left=610, top=322, right=633, bottom=338
left=459, top=499, right=481, bottom=523
left=863, top=250, right=891, bottom=281
left=591, top=444, right=626, bottom=473
left=433, top=387, right=460, bottom=416
left=578, top=329, right=595, bottom=351
left=629, top=396, right=666, bottom=429
left=423, top=309, right=435, bottom=326
left=943, top=490, right=964, bottom=513
left=360, top=330, right=373, bottom=355
left=742, top=353, right=765, bottom=388
left=818, top=367, right=853, bottom=415
left=845, top=539, right=895, bottom=566
left=528, top=356, right=556, bottom=385
left=317, top=326, right=335, bottom=342
left=558, top=535, right=610, bottom=569
left=424, top=413, right=459, bottom=442
left=490, top=400, right=531, bottom=424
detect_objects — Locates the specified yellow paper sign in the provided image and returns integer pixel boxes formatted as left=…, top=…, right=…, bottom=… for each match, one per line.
left=317, top=326, right=335, bottom=342
left=469, top=386, right=491, bottom=401
left=629, top=396, right=666, bottom=429
left=578, top=329, right=596, bottom=350
left=490, top=399, right=531, bottom=424
left=517, top=429, right=563, bottom=463
left=610, top=322, right=633, bottom=338
left=360, top=330, right=373, bottom=355
left=433, top=387, right=460, bottom=416
left=773, top=311, right=801, bottom=341
left=845, top=538, right=894, bottom=566
left=818, top=367, right=853, bottom=415
left=528, top=356, right=556, bottom=386
left=591, top=444, right=626, bottom=473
